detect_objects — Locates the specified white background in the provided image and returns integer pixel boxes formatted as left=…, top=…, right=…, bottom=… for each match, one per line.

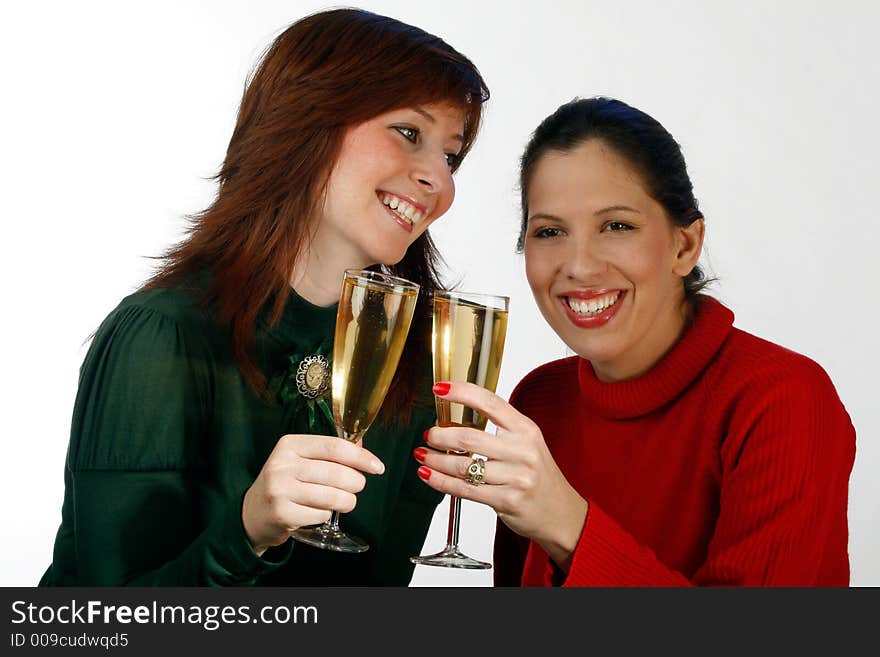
left=2, top=0, right=877, bottom=587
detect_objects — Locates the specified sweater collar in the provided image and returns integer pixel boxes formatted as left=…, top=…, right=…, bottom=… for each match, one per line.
left=577, top=295, right=734, bottom=420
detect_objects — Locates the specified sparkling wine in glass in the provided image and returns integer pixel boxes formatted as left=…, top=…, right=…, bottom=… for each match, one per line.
left=410, top=290, right=509, bottom=569
left=290, top=269, right=419, bottom=553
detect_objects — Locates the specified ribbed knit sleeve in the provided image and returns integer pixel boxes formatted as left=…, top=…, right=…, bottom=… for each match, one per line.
left=692, top=356, right=855, bottom=585
left=557, top=359, right=855, bottom=586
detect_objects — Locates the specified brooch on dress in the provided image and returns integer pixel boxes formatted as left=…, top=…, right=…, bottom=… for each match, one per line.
left=295, top=354, right=331, bottom=399
left=277, top=340, right=335, bottom=433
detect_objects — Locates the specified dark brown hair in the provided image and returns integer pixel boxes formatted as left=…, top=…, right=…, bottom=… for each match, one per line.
left=144, top=9, right=489, bottom=417
left=518, top=97, right=710, bottom=297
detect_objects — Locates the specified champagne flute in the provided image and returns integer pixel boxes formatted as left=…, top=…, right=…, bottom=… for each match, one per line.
left=411, top=290, right=509, bottom=569
left=290, top=269, right=419, bottom=553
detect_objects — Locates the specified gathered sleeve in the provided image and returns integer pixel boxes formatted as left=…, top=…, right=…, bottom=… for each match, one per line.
left=40, top=303, right=291, bottom=586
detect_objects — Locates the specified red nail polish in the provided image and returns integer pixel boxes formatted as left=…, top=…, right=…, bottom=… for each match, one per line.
left=417, top=466, right=432, bottom=480
left=433, top=382, right=451, bottom=396
left=413, top=447, right=427, bottom=462
left=423, top=429, right=430, bottom=442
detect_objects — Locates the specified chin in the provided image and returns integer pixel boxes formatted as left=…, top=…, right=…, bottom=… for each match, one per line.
left=561, top=334, right=622, bottom=364
left=369, top=247, right=408, bottom=268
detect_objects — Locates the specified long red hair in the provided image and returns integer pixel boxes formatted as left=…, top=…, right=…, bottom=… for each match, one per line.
left=143, top=9, right=489, bottom=420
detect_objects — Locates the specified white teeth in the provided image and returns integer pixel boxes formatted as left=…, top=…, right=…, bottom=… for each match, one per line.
left=381, top=193, right=425, bottom=226
left=566, top=292, right=620, bottom=316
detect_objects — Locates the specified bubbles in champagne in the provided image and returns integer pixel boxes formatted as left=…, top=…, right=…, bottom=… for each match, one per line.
left=332, top=278, right=418, bottom=439
left=432, top=296, right=508, bottom=430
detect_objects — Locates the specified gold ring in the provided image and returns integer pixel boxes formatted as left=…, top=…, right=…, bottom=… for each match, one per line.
left=465, top=454, right=486, bottom=486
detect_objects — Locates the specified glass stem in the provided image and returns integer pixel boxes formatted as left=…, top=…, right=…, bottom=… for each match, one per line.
left=445, top=496, right=462, bottom=550
left=325, top=429, right=359, bottom=534
left=326, top=511, right=341, bottom=533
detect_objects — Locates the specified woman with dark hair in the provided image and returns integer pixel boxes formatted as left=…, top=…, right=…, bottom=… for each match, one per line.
left=415, top=97, right=856, bottom=586
left=40, top=8, right=488, bottom=586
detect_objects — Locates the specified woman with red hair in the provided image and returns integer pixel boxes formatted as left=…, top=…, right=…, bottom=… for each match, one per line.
left=41, top=8, right=488, bottom=586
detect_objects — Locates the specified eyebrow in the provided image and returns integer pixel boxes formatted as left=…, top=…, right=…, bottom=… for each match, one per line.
left=596, top=205, right=641, bottom=215
left=527, top=213, right=564, bottom=223
left=414, top=107, right=464, bottom=143
left=528, top=206, right=641, bottom=223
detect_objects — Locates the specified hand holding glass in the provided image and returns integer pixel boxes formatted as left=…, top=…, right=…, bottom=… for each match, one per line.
left=411, top=290, right=509, bottom=569
left=290, top=269, right=419, bottom=553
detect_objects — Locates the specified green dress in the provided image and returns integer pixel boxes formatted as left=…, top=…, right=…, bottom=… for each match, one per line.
left=39, top=281, right=441, bottom=586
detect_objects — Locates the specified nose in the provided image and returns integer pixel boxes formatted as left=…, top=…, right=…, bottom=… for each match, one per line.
left=410, top=150, right=451, bottom=194
left=561, top=235, right=608, bottom=283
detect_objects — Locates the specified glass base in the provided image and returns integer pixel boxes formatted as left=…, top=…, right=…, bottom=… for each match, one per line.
left=290, top=524, right=369, bottom=554
left=410, top=546, right=492, bottom=569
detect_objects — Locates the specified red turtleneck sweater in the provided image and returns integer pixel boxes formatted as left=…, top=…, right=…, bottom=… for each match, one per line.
left=494, top=296, right=855, bottom=586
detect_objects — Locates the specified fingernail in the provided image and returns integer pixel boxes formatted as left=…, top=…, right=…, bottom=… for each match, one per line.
left=372, top=459, right=385, bottom=475
left=423, top=429, right=430, bottom=443
left=413, top=447, right=427, bottom=462
left=433, top=382, right=451, bottom=396
left=417, top=466, right=432, bottom=480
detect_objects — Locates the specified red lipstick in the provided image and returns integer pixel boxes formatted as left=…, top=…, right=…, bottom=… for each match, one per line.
left=559, top=290, right=625, bottom=329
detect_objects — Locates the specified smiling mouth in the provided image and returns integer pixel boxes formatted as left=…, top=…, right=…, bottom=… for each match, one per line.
left=379, top=192, right=426, bottom=227
left=563, top=291, right=622, bottom=316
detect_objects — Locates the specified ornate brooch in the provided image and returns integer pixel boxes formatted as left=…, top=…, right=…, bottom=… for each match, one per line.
left=277, top=340, right=335, bottom=433
left=295, top=354, right=331, bottom=399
